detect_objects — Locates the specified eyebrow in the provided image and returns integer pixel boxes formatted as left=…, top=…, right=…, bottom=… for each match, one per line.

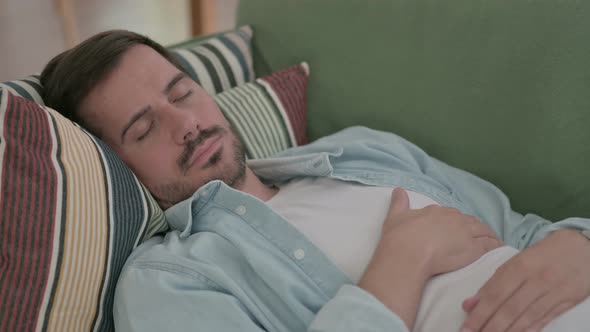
left=120, top=72, right=188, bottom=144
left=164, top=72, right=188, bottom=95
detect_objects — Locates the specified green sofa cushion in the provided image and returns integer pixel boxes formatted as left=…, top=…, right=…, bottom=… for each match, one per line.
left=237, top=0, right=590, bottom=220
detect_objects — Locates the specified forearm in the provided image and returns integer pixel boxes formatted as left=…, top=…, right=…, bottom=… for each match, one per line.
left=357, top=241, right=432, bottom=331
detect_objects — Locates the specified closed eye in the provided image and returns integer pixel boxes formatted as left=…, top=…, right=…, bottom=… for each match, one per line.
left=137, top=121, right=155, bottom=141
left=173, top=90, right=193, bottom=103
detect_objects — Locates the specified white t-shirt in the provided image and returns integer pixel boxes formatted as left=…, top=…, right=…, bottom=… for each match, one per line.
left=266, top=177, right=444, bottom=282
left=266, top=177, right=589, bottom=332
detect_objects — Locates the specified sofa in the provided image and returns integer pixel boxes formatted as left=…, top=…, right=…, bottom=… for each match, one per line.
left=1, top=0, right=589, bottom=331
left=239, top=0, right=590, bottom=221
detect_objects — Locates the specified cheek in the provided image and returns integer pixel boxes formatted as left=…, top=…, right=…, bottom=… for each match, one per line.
left=196, top=94, right=229, bottom=126
left=117, top=144, right=178, bottom=181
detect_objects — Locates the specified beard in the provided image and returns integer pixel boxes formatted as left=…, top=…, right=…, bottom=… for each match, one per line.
left=153, top=125, right=246, bottom=208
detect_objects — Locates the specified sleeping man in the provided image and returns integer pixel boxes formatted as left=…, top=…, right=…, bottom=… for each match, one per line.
left=41, top=30, right=590, bottom=332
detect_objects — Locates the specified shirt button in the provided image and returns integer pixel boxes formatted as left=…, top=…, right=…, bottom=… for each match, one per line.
left=293, top=248, right=305, bottom=260
left=235, top=205, right=246, bottom=215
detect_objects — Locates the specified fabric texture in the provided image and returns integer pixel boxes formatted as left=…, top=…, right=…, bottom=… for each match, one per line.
left=214, top=62, right=309, bottom=159
left=169, top=25, right=254, bottom=95
left=237, top=0, right=590, bottom=220
left=266, top=177, right=439, bottom=282
left=0, top=90, right=167, bottom=332
left=0, top=25, right=254, bottom=104
left=115, top=126, right=590, bottom=331
left=0, top=75, right=44, bottom=105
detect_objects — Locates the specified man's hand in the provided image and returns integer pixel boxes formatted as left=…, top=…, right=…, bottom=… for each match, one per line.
left=358, top=188, right=502, bottom=330
left=380, top=188, right=502, bottom=277
left=460, top=229, right=590, bottom=332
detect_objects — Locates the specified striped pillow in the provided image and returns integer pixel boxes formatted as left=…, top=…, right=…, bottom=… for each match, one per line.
left=0, top=25, right=254, bottom=105
left=0, top=75, right=44, bottom=105
left=215, top=62, right=309, bottom=159
left=0, top=62, right=309, bottom=331
left=170, top=25, right=254, bottom=95
left=0, top=32, right=304, bottom=332
left=0, top=90, right=168, bottom=331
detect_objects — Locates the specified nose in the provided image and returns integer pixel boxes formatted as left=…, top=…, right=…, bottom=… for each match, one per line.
left=167, top=107, right=200, bottom=145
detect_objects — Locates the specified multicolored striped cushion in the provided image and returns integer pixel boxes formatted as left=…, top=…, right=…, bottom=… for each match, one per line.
left=0, top=90, right=168, bottom=331
left=215, top=62, right=309, bottom=159
left=0, top=75, right=44, bottom=105
left=0, top=31, right=307, bottom=332
left=170, top=25, right=254, bottom=95
left=0, top=25, right=254, bottom=105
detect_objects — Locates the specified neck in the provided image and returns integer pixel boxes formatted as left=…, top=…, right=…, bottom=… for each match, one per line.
left=234, top=167, right=278, bottom=201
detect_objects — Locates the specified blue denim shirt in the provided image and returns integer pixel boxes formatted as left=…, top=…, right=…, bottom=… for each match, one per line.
left=113, top=127, right=589, bottom=331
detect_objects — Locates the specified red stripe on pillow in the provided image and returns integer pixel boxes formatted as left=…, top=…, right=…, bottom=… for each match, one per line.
left=259, top=65, right=308, bottom=145
left=0, top=94, right=59, bottom=331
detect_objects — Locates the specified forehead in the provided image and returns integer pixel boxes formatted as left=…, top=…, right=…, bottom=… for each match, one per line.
left=89, top=44, right=178, bottom=103
left=79, top=45, right=179, bottom=139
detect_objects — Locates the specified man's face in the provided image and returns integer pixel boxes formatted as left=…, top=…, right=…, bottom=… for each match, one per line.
left=80, top=45, right=245, bottom=208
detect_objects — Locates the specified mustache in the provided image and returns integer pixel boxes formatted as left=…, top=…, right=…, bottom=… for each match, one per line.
left=178, top=126, right=226, bottom=172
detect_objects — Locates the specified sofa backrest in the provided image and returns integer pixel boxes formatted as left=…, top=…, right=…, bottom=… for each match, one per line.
left=237, top=0, right=590, bottom=220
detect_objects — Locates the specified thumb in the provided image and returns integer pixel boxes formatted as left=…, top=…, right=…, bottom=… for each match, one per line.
left=388, top=187, right=410, bottom=217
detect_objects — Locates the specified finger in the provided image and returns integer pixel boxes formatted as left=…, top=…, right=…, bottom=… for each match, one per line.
left=461, top=262, right=526, bottom=332
left=528, top=301, right=574, bottom=332
left=506, top=291, right=570, bottom=332
left=462, top=295, right=479, bottom=313
left=479, top=279, right=549, bottom=332
left=387, top=187, right=409, bottom=217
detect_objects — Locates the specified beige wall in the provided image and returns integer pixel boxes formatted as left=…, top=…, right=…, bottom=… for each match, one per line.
left=216, top=0, right=239, bottom=32
left=0, top=0, right=192, bottom=81
left=75, top=0, right=192, bottom=45
left=0, top=0, right=67, bottom=81
left=0, top=0, right=239, bottom=82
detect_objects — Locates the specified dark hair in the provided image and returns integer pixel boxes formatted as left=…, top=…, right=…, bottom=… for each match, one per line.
left=40, top=30, right=184, bottom=131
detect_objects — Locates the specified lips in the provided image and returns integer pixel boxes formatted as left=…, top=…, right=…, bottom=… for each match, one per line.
left=186, top=134, right=222, bottom=169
